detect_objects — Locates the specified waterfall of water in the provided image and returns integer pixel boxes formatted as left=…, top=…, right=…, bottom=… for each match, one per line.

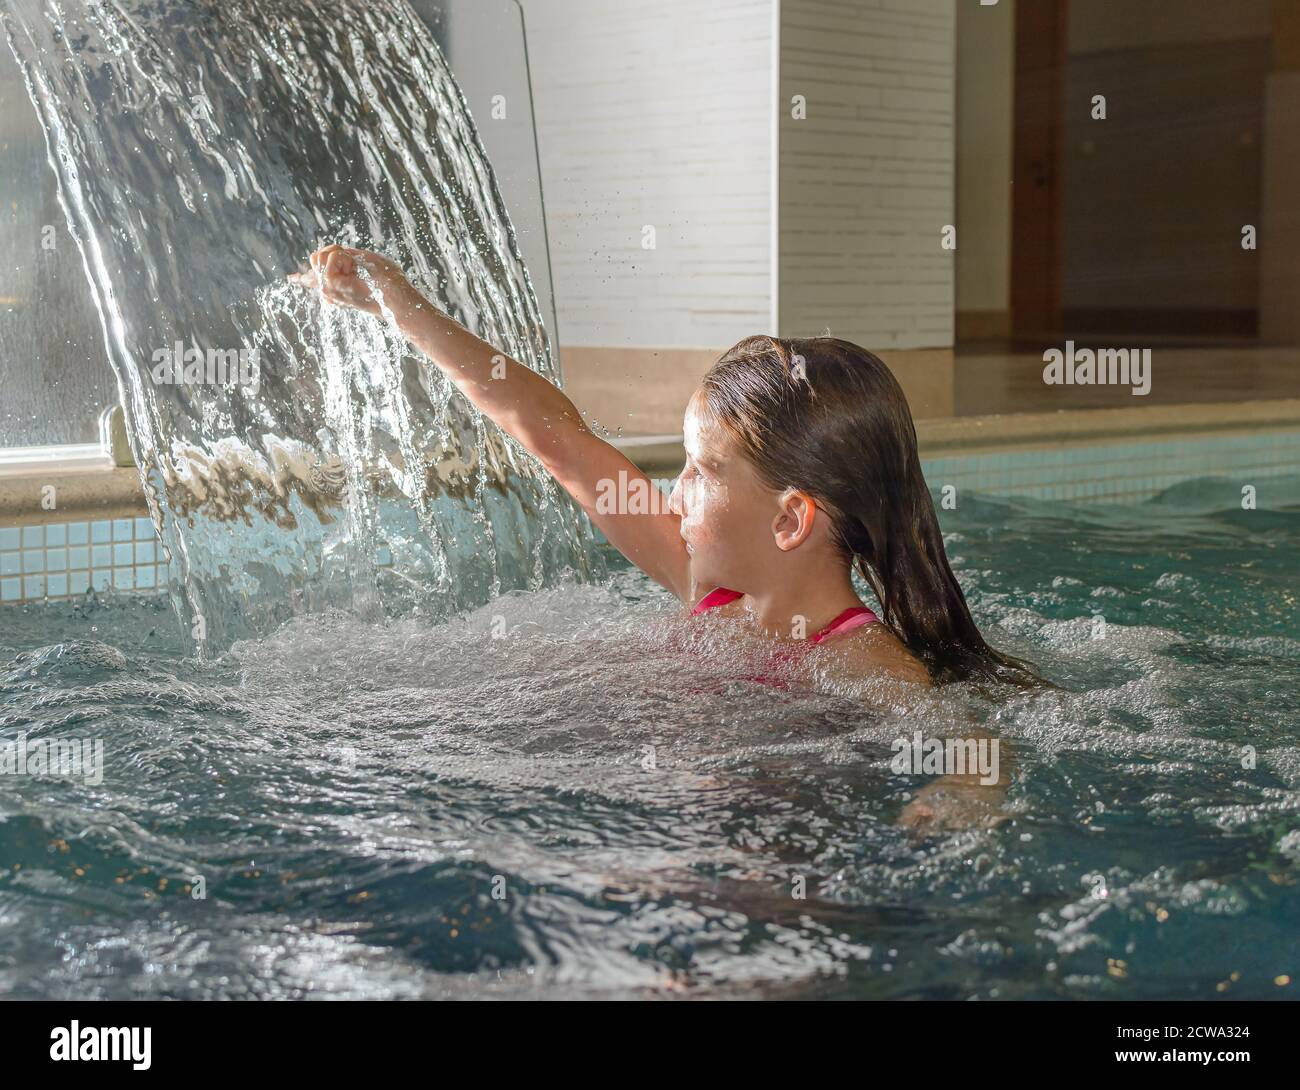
left=2, top=0, right=600, bottom=653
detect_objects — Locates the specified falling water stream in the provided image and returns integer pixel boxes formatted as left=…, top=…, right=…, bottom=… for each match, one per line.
left=2, top=0, right=599, bottom=654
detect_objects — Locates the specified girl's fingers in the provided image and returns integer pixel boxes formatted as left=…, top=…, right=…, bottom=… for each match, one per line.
left=325, top=250, right=353, bottom=278
left=308, top=243, right=341, bottom=276
left=288, top=244, right=372, bottom=294
left=290, top=267, right=325, bottom=292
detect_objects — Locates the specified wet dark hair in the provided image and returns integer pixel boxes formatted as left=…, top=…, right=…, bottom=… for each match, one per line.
left=693, top=335, right=1044, bottom=687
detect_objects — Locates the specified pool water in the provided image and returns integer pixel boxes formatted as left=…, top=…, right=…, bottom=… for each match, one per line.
left=1, top=476, right=1297, bottom=999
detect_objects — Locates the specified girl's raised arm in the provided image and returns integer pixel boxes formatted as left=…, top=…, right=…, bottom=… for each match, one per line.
left=294, top=245, right=692, bottom=600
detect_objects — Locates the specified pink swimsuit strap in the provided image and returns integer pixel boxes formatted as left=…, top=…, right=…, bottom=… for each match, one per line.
left=690, top=587, right=744, bottom=615
left=691, top=588, right=878, bottom=642
left=808, top=606, right=877, bottom=643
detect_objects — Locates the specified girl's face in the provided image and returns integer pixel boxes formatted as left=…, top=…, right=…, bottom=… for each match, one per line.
left=668, top=400, right=778, bottom=592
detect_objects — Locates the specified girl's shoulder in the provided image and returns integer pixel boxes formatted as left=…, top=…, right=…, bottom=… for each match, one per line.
left=828, top=623, right=931, bottom=688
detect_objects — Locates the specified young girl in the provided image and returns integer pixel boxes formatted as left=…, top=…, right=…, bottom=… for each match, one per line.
left=292, top=244, right=1039, bottom=695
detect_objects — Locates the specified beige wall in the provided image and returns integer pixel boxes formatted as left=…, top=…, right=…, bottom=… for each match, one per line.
left=955, top=0, right=1014, bottom=319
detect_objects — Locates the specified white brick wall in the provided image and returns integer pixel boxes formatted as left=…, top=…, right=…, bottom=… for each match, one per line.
left=517, top=0, right=956, bottom=355
left=518, top=0, right=775, bottom=349
left=778, top=0, right=955, bottom=349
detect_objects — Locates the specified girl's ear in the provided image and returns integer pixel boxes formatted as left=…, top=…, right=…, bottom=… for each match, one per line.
left=772, top=489, right=817, bottom=551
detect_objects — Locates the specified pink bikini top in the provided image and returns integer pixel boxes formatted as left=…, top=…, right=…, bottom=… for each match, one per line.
left=691, top=587, right=878, bottom=643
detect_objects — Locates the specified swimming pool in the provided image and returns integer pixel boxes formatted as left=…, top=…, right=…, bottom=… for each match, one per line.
left=2, top=475, right=1296, bottom=999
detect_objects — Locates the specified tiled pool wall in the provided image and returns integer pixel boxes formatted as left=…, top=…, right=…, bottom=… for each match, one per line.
left=1, top=516, right=164, bottom=604
left=1, top=427, right=1297, bottom=605
left=920, top=428, right=1300, bottom=505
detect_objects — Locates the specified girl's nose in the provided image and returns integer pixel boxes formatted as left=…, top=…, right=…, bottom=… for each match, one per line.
left=667, top=473, right=686, bottom=516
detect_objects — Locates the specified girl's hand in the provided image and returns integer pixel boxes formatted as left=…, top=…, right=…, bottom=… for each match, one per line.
left=897, top=780, right=1009, bottom=835
left=290, top=244, right=418, bottom=318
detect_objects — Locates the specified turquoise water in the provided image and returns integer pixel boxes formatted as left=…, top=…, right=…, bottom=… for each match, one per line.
left=1, top=476, right=1296, bottom=999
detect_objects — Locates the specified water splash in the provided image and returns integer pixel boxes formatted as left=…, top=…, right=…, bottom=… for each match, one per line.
left=2, top=478, right=1297, bottom=997
left=2, top=0, right=600, bottom=653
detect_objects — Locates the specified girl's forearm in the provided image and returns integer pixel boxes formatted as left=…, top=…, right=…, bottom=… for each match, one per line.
left=301, top=249, right=690, bottom=600
left=387, top=288, right=590, bottom=467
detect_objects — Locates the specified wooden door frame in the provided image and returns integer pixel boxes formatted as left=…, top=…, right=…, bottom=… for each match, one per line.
left=1011, top=0, right=1068, bottom=340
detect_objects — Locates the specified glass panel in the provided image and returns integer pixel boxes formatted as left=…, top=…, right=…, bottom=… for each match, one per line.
left=434, top=0, right=561, bottom=369
left=0, top=0, right=557, bottom=450
left=0, top=44, right=116, bottom=445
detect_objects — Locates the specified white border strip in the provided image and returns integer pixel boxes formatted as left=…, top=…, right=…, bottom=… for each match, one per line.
left=0, top=444, right=113, bottom=477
